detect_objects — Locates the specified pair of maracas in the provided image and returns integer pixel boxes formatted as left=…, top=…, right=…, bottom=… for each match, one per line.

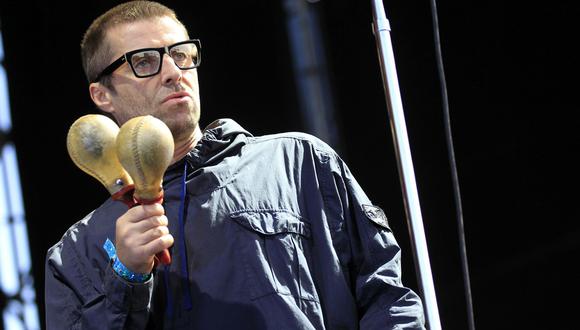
left=66, top=114, right=174, bottom=265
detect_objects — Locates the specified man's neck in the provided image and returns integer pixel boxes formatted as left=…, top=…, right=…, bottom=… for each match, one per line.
left=171, top=125, right=202, bottom=164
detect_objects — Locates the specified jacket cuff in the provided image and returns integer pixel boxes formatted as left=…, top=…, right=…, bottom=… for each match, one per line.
left=103, top=262, right=154, bottom=311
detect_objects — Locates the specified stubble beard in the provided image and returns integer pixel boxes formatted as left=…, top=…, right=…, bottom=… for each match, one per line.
left=156, top=102, right=199, bottom=144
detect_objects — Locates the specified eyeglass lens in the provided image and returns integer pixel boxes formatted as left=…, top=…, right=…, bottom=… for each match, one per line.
left=129, top=42, right=199, bottom=77
left=130, top=51, right=162, bottom=76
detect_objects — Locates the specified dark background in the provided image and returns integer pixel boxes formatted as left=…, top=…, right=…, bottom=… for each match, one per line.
left=1, top=0, right=578, bottom=329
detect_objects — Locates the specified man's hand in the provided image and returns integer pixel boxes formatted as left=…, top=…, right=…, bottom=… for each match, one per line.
left=115, top=203, right=174, bottom=274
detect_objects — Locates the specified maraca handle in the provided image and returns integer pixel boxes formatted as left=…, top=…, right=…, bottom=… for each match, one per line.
left=134, top=195, right=164, bottom=206
left=155, top=250, right=172, bottom=265
left=136, top=192, right=172, bottom=266
left=111, top=184, right=137, bottom=208
left=113, top=190, right=172, bottom=265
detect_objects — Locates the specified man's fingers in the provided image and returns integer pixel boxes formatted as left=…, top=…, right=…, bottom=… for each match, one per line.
left=116, top=214, right=170, bottom=250
left=116, top=233, right=174, bottom=274
left=142, top=233, right=174, bottom=257
left=119, top=213, right=168, bottom=233
left=122, top=203, right=165, bottom=223
left=131, top=214, right=169, bottom=233
left=135, top=225, right=170, bottom=246
left=115, top=203, right=172, bottom=273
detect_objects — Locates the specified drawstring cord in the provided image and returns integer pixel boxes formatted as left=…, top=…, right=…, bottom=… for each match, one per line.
left=163, top=160, right=192, bottom=316
left=178, top=160, right=193, bottom=310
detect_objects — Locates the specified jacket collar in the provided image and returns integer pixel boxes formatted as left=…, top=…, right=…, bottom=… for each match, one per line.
left=164, top=118, right=252, bottom=182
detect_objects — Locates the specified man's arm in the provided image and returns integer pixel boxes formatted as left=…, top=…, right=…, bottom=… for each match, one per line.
left=44, top=209, right=160, bottom=329
left=322, top=152, right=426, bottom=329
left=45, top=252, right=153, bottom=329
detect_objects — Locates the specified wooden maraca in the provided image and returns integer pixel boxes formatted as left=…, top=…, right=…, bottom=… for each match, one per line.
left=66, top=114, right=135, bottom=206
left=116, top=115, right=175, bottom=265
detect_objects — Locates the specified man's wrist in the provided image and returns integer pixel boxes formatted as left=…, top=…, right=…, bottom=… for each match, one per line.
left=111, top=257, right=152, bottom=283
left=103, top=238, right=152, bottom=283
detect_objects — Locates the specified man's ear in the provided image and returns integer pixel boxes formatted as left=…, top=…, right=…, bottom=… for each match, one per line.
left=89, top=82, right=115, bottom=114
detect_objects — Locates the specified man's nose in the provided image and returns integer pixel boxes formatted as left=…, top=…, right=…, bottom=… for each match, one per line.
left=160, top=53, right=182, bottom=86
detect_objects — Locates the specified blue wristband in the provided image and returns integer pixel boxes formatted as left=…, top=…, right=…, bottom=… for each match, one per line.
left=103, top=239, right=152, bottom=283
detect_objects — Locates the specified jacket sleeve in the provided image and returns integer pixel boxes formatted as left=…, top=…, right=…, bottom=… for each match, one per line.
left=44, top=213, right=153, bottom=329
left=321, top=151, right=426, bottom=329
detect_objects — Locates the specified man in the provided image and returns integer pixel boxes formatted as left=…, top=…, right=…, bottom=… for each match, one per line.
left=45, top=1, right=425, bottom=329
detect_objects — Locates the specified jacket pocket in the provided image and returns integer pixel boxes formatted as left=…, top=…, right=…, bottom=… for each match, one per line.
left=230, top=209, right=319, bottom=303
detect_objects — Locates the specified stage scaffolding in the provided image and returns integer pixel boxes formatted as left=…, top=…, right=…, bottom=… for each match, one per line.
left=0, top=30, right=40, bottom=330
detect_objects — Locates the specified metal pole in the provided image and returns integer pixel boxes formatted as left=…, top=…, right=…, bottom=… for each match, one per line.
left=370, top=1, right=441, bottom=329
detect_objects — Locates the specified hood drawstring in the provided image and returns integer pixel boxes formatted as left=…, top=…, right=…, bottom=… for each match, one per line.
left=163, top=160, right=192, bottom=316
left=178, top=160, right=193, bottom=310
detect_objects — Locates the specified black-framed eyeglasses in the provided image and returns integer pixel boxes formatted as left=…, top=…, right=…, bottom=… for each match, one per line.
left=92, top=39, right=201, bottom=83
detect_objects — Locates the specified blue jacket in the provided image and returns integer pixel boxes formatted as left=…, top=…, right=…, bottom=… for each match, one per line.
left=45, top=119, right=425, bottom=329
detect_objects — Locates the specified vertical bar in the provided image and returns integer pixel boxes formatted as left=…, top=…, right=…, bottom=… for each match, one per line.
left=282, top=0, right=340, bottom=148
left=370, top=1, right=442, bottom=329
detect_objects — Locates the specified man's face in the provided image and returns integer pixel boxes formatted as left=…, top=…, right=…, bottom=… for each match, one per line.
left=101, top=16, right=200, bottom=144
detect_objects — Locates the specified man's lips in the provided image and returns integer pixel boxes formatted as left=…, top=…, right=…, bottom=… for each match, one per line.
left=162, top=92, right=192, bottom=103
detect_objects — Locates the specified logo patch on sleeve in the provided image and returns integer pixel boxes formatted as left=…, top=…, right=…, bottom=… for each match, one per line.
left=362, top=204, right=390, bottom=229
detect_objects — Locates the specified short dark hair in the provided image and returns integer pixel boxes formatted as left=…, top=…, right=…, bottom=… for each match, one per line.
left=80, top=1, right=187, bottom=85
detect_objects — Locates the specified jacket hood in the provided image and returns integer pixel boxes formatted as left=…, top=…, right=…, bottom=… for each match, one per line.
left=165, top=118, right=252, bottom=181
